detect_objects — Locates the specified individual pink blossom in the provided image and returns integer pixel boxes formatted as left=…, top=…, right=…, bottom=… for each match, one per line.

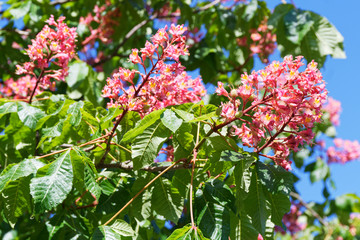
left=102, top=25, right=206, bottom=117
left=16, top=15, right=77, bottom=90
left=323, top=97, right=342, bottom=126
left=216, top=56, right=327, bottom=170
left=327, top=138, right=360, bottom=164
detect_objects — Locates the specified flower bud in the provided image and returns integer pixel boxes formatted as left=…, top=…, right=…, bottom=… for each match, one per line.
left=235, top=111, right=243, bottom=118
left=230, top=89, right=238, bottom=98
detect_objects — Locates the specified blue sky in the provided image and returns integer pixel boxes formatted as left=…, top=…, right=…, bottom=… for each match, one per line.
left=263, top=0, right=360, bottom=202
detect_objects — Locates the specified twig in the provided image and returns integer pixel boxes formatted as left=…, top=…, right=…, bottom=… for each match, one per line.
left=98, top=109, right=128, bottom=165
left=36, top=135, right=108, bottom=159
left=103, top=159, right=183, bottom=226
left=190, top=122, right=201, bottom=229
left=96, top=160, right=195, bottom=172
left=290, top=192, right=328, bottom=227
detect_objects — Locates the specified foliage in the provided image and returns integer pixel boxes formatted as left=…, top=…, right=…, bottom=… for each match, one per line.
left=0, top=0, right=358, bottom=239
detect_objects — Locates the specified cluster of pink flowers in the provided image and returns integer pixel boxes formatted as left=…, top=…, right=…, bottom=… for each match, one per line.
left=102, top=24, right=206, bottom=117
left=0, top=75, right=51, bottom=99
left=323, top=97, right=342, bottom=126
left=237, top=19, right=276, bottom=63
left=327, top=138, right=360, bottom=164
left=275, top=202, right=306, bottom=237
left=216, top=56, right=327, bottom=170
left=16, top=15, right=77, bottom=89
left=80, top=3, right=120, bottom=46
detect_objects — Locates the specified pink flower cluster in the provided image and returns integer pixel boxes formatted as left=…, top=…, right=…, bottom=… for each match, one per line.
left=327, top=138, right=360, bottom=164
left=323, top=97, right=342, bottom=126
left=237, top=19, right=276, bottom=63
left=216, top=56, right=327, bottom=170
left=102, top=24, right=206, bottom=117
left=80, top=3, right=120, bottom=46
left=0, top=75, right=51, bottom=99
left=275, top=202, right=306, bottom=236
left=16, top=15, right=77, bottom=89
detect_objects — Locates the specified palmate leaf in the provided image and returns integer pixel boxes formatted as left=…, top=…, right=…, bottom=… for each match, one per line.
left=195, top=179, right=235, bottom=239
left=131, top=120, right=170, bottom=170
left=0, top=158, right=45, bottom=192
left=151, top=178, right=183, bottom=224
left=167, top=224, right=209, bottom=240
left=2, top=176, right=32, bottom=227
left=30, top=150, right=73, bottom=212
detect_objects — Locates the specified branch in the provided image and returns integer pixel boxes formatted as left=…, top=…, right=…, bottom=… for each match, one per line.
left=96, top=160, right=197, bottom=172
left=103, top=159, right=183, bottom=226
left=290, top=192, right=328, bottom=227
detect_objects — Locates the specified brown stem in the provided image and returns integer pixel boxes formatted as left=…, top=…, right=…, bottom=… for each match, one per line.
left=290, top=191, right=328, bottom=227
left=98, top=109, right=128, bottom=165
left=190, top=122, right=201, bottom=229
left=36, top=135, right=108, bottom=159
left=28, top=69, right=45, bottom=104
left=256, top=111, right=295, bottom=153
left=103, top=159, right=182, bottom=226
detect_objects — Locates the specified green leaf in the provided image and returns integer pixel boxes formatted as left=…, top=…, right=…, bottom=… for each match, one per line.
left=121, top=109, right=165, bottom=143
left=151, top=178, right=183, bottom=224
left=305, top=158, right=330, bottom=183
left=173, top=109, right=195, bottom=122
left=2, top=176, right=31, bottom=227
left=92, top=225, right=123, bottom=240
left=167, top=224, right=210, bottom=240
left=243, top=0, right=258, bottom=21
left=67, top=101, right=84, bottom=126
left=284, top=9, right=314, bottom=44
left=244, top=167, right=270, bottom=236
left=131, top=121, right=170, bottom=170
left=256, top=161, right=294, bottom=195
left=266, top=192, right=290, bottom=226
left=66, top=61, right=90, bottom=88
left=110, top=219, right=135, bottom=237
left=195, top=179, right=235, bottom=239
left=268, top=4, right=294, bottom=27
left=0, top=158, right=45, bottom=192
left=301, top=12, right=345, bottom=65
left=173, top=123, right=194, bottom=160
left=189, top=111, right=217, bottom=123
left=229, top=210, right=259, bottom=240
left=9, top=1, right=31, bottom=19
left=17, top=102, right=46, bottom=129
left=30, top=150, right=73, bottom=212
left=161, top=109, right=183, bottom=133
